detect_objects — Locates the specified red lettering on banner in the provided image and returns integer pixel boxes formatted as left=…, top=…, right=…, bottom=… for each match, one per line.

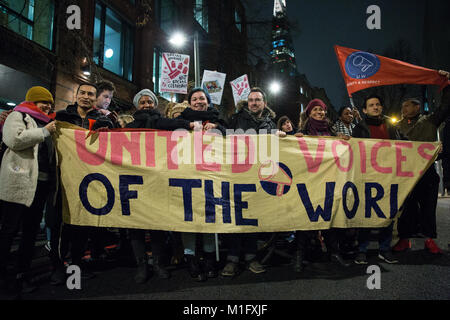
left=358, top=141, right=367, bottom=173
left=111, top=132, right=141, bottom=166
left=75, top=131, right=107, bottom=165
left=297, top=138, right=325, bottom=173
left=194, top=131, right=221, bottom=171
left=231, top=135, right=254, bottom=173
left=145, top=132, right=155, bottom=167
left=332, top=140, right=353, bottom=172
left=395, top=142, right=413, bottom=177
left=418, top=143, right=436, bottom=174
left=158, top=131, right=179, bottom=170
left=371, top=141, right=392, bottom=173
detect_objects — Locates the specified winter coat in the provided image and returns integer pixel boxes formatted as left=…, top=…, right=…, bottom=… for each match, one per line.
left=176, top=106, right=228, bottom=135
left=0, top=110, right=52, bottom=207
left=397, top=86, right=450, bottom=142
left=126, top=108, right=191, bottom=130
left=228, top=101, right=276, bottom=131
left=352, top=116, right=404, bottom=140
left=55, top=104, right=114, bottom=129
left=298, top=117, right=336, bottom=136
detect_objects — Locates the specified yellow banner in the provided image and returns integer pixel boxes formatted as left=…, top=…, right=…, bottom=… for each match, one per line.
left=54, top=121, right=439, bottom=233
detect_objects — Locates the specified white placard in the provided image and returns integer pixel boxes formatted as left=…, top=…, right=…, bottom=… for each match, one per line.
left=201, top=70, right=226, bottom=105
left=230, top=74, right=250, bottom=105
left=160, top=52, right=190, bottom=94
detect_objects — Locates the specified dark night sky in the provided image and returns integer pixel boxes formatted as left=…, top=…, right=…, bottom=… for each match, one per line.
left=245, top=0, right=441, bottom=109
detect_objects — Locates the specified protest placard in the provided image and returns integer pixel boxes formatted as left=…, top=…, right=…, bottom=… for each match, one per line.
left=201, top=70, right=226, bottom=105
left=160, top=52, right=190, bottom=94
left=230, top=74, right=250, bottom=105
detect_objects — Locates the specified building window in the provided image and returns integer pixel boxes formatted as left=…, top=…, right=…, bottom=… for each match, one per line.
left=300, top=86, right=303, bottom=94
left=0, top=0, right=54, bottom=50
left=155, top=0, right=176, bottom=34
left=93, top=2, right=134, bottom=81
left=235, top=9, right=242, bottom=32
left=194, top=0, right=208, bottom=32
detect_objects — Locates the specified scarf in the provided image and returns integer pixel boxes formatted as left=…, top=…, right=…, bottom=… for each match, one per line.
left=180, top=107, right=220, bottom=123
left=14, top=101, right=56, bottom=123
left=364, top=115, right=383, bottom=126
left=307, top=117, right=331, bottom=136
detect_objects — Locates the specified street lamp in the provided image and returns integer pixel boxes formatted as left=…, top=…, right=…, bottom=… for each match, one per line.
left=169, top=31, right=201, bottom=87
left=269, top=81, right=281, bottom=94
left=169, top=32, right=187, bottom=47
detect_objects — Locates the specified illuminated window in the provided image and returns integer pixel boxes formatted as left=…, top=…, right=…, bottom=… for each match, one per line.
left=194, top=0, right=208, bottom=32
left=235, top=9, right=241, bottom=32
left=93, top=2, right=134, bottom=81
left=0, top=0, right=54, bottom=50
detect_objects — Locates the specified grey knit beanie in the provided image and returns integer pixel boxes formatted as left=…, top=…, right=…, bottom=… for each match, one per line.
left=133, top=89, right=158, bottom=108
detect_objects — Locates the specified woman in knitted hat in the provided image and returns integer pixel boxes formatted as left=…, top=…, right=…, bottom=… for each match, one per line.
left=292, top=98, right=350, bottom=274
left=0, top=86, right=57, bottom=293
left=125, top=89, right=200, bottom=284
left=175, top=87, right=228, bottom=282
left=296, top=98, right=335, bottom=136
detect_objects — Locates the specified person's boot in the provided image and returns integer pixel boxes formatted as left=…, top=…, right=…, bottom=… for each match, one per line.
left=50, top=265, right=66, bottom=286
left=153, top=255, right=170, bottom=279
left=186, top=255, right=206, bottom=282
left=293, top=250, right=304, bottom=273
left=204, top=252, right=218, bottom=278
left=134, top=255, right=149, bottom=284
left=330, top=252, right=350, bottom=267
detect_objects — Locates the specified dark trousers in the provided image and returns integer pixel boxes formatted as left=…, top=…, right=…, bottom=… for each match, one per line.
left=0, top=181, right=49, bottom=276
left=225, top=233, right=258, bottom=262
left=295, top=229, right=342, bottom=254
left=128, top=229, right=167, bottom=261
left=441, top=157, right=450, bottom=189
left=398, top=166, right=439, bottom=239
left=357, top=224, right=393, bottom=252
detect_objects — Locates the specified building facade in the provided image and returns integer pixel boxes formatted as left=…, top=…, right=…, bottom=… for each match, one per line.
left=0, top=0, right=248, bottom=116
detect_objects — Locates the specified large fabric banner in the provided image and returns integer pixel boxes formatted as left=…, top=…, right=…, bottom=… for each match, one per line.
left=54, top=122, right=439, bottom=233
left=334, top=45, right=450, bottom=97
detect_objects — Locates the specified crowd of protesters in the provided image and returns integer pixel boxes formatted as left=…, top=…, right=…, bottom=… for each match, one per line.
left=0, top=69, right=449, bottom=296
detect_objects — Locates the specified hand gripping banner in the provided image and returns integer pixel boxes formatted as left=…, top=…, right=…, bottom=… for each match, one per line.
left=54, top=122, right=439, bottom=233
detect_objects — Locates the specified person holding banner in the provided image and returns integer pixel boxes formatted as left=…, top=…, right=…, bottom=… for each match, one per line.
left=277, top=116, right=296, bottom=135
left=125, top=89, right=200, bottom=283
left=352, top=95, right=403, bottom=264
left=52, top=82, right=115, bottom=282
left=228, top=88, right=276, bottom=132
left=293, top=99, right=350, bottom=272
left=394, top=72, right=450, bottom=254
left=222, top=88, right=275, bottom=278
left=332, top=106, right=361, bottom=137
left=0, top=86, right=56, bottom=294
left=176, top=87, right=227, bottom=281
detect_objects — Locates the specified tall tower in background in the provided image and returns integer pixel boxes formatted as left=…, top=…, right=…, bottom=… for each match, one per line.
left=270, top=0, right=298, bottom=77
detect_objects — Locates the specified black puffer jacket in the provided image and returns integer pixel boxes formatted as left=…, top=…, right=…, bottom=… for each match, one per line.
left=176, top=106, right=228, bottom=135
left=229, top=101, right=276, bottom=131
left=55, top=104, right=114, bottom=129
left=127, top=108, right=191, bottom=130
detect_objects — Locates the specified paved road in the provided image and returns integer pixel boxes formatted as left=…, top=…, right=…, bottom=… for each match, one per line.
left=1, top=199, right=450, bottom=303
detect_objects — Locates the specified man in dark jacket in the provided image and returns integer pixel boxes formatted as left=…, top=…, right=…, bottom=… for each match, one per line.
left=55, top=83, right=114, bottom=130
left=222, top=88, right=276, bottom=278
left=393, top=75, right=450, bottom=254
left=353, top=94, right=403, bottom=265
left=228, top=88, right=277, bottom=132
left=49, top=82, right=114, bottom=284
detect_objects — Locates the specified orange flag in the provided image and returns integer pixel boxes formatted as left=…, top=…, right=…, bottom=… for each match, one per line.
left=334, top=45, right=449, bottom=97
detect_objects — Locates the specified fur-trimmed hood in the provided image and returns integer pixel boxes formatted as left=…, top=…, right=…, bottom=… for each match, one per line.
left=235, top=100, right=276, bottom=119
